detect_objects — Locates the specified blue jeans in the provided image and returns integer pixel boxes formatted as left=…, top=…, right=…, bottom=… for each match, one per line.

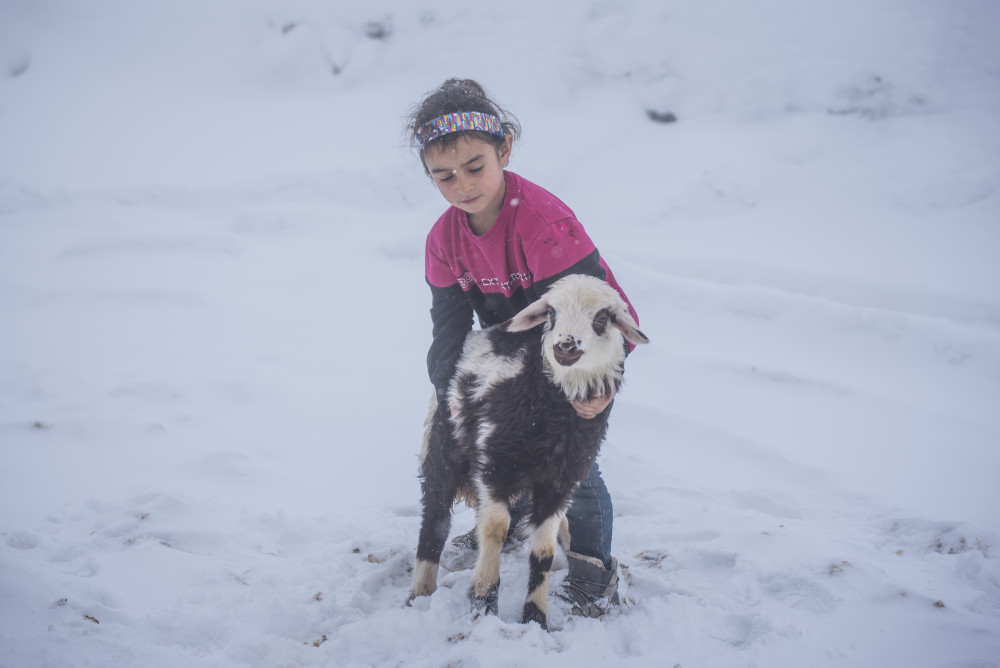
left=565, top=461, right=614, bottom=568
left=510, top=460, right=614, bottom=569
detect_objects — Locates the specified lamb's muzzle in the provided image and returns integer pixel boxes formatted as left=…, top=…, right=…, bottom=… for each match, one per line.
left=553, top=336, right=582, bottom=366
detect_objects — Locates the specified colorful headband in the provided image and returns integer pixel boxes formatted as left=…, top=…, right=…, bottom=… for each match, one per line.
left=417, top=111, right=504, bottom=147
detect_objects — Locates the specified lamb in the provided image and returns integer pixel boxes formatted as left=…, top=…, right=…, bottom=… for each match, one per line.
left=410, top=273, right=649, bottom=629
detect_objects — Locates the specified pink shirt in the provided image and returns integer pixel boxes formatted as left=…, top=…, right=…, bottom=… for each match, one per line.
left=425, top=171, right=637, bottom=321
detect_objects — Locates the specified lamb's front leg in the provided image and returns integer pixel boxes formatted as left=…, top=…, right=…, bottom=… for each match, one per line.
left=470, top=496, right=510, bottom=615
left=522, top=512, right=563, bottom=629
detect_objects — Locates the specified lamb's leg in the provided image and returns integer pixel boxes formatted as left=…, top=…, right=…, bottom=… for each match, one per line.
left=521, top=512, right=563, bottom=629
left=412, top=490, right=453, bottom=598
left=470, top=496, right=510, bottom=615
left=411, top=399, right=460, bottom=600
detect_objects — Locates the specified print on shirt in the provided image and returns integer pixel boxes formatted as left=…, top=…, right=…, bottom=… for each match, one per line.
left=458, top=270, right=533, bottom=294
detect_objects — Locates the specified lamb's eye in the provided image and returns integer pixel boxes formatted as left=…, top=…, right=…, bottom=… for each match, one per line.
left=595, top=315, right=608, bottom=325
left=546, top=307, right=556, bottom=319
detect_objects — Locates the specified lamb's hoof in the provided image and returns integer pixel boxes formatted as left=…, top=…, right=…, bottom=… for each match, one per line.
left=469, top=582, right=499, bottom=616
left=521, top=601, right=548, bottom=630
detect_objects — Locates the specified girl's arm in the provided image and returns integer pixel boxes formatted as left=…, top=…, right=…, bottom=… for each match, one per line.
left=526, top=248, right=607, bottom=300
left=426, top=281, right=474, bottom=400
left=525, top=234, right=637, bottom=421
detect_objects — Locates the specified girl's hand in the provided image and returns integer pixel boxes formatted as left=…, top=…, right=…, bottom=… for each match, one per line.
left=570, top=389, right=616, bottom=420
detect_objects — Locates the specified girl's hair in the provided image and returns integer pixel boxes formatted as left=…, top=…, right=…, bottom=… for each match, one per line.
left=406, top=78, right=521, bottom=166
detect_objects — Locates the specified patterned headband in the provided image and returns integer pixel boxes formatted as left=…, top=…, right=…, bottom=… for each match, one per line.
left=417, top=111, right=504, bottom=147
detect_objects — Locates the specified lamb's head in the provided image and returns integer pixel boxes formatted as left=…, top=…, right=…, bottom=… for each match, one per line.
left=502, top=275, right=649, bottom=400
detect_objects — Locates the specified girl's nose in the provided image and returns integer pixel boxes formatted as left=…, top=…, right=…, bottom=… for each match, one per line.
left=455, top=172, right=473, bottom=194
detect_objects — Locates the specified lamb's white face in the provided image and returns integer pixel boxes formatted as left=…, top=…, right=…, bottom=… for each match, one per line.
left=541, top=284, right=625, bottom=371
left=502, top=274, right=649, bottom=401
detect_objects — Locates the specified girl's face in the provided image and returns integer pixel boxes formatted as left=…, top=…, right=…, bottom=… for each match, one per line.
left=423, top=134, right=512, bottom=235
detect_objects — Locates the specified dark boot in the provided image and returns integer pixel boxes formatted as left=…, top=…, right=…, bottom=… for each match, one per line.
left=556, top=551, right=620, bottom=618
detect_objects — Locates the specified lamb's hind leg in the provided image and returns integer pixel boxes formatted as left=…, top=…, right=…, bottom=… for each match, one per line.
left=522, top=511, right=563, bottom=629
left=411, top=398, right=460, bottom=600
left=412, top=487, right=454, bottom=599
left=470, top=496, right=510, bottom=615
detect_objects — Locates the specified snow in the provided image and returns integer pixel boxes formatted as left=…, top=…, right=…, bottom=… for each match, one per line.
left=1, top=0, right=999, bottom=665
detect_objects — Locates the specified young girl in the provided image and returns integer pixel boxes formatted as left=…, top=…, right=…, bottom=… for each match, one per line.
left=406, top=79, right=641, bottom=618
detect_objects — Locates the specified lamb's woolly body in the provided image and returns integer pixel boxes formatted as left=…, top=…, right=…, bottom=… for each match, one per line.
left=452, top=328, right=610, bottom=506
left=412, top=275, right=648, bottom=629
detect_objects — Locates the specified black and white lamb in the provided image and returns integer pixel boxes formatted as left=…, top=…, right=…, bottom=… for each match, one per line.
left=411, top=273, right=649, bottom=629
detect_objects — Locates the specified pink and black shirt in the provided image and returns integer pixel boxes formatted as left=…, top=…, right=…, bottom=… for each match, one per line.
left=425, top=170, right=638, bottom=394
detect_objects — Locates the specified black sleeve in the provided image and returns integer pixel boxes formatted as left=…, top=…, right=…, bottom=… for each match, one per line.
left=526, top=249, right=607, bottom=301
left=426, top=281, right=474, bottom=397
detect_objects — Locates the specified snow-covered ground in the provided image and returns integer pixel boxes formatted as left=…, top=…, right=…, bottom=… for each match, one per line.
left=2, top=1, right=999, bottom=666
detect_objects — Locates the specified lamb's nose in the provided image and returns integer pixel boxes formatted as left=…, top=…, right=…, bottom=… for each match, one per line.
left=556, top=338, right=578, bottom=352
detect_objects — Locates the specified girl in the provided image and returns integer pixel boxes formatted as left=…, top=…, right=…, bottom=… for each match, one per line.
left=407, top=79, right=641, bottom=618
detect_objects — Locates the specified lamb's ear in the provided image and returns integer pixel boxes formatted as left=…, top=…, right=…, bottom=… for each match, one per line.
left=501, top=299, right=551, bottom=333
left=612, top=309, right=650, bottom=345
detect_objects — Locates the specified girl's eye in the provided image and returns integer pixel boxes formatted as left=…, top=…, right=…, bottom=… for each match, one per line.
left=469, top=167, right=483, bottom=174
